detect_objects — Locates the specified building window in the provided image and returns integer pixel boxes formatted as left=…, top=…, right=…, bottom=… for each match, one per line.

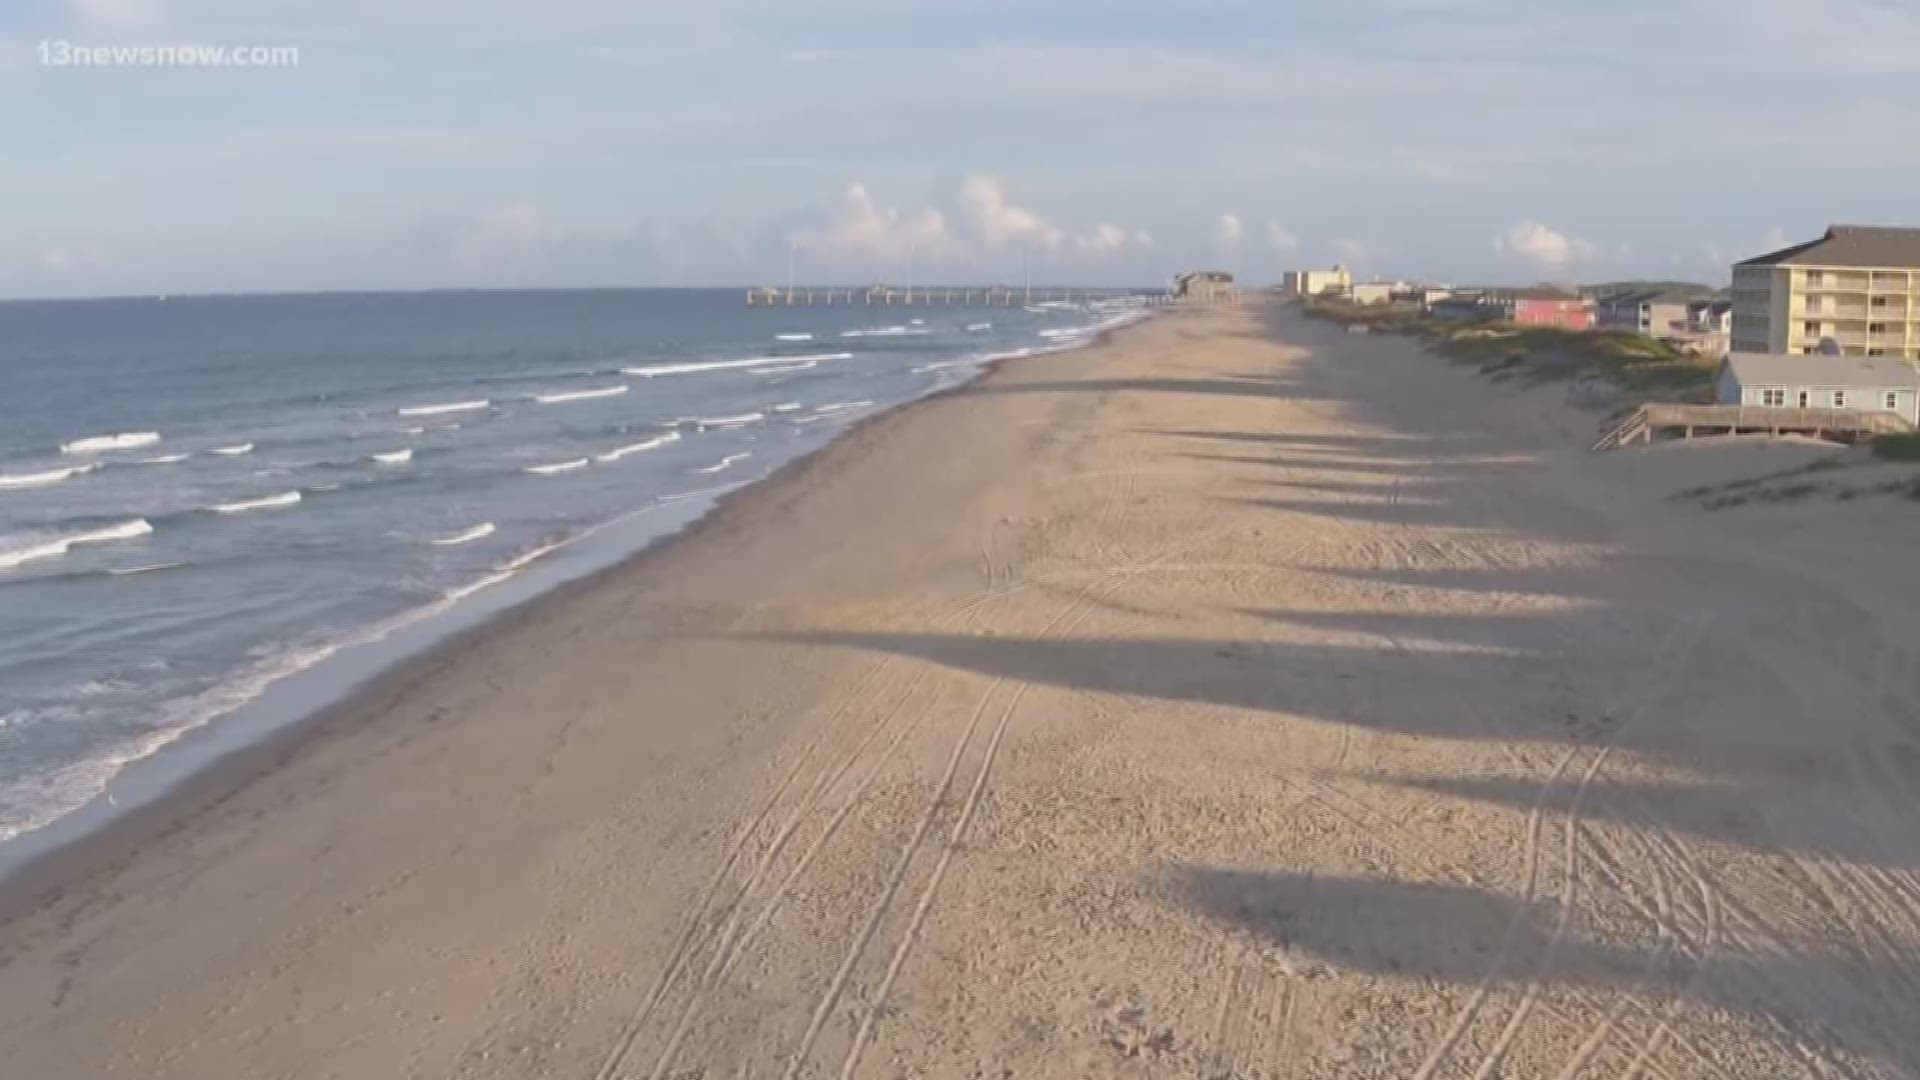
left=1870, top=323, right=1887, bottom=334
left=1807, top=271, right=1825, bottom=286
left=1869, top=348, right=1886, bottom=357
left=1761, top=388, right=1786, bottom=406
left=1798, top=390, right=1811, bottom=407
left=1833, top=390, right=1848, bottom=408
left=1887, top=392, right=1900, bottom=411
left=1804, top=321, right=1821, bottom=335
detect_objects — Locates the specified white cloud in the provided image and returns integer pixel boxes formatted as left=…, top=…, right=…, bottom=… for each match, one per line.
left=1495, top=221, right=1589, bottom=267
left=1076, top=223, right=1130, bottom=255
left=65, top=0, right=166, bottom=32
left=1267, top=221, right=1299, bottom=251
left=1219, top=212, right=1243, bottom=244
left=410, top=201, right=555, bottom=275
left=1133, top=230, right=1154, bottom=249
left=1333, top=238, right=1368, bottom=262
left=959, top=174, right=1064, bottom=250
left=793, top=182, right=950, bottom=263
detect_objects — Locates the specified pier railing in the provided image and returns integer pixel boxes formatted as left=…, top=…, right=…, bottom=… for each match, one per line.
left=744, top=285, right=1173, bottom=307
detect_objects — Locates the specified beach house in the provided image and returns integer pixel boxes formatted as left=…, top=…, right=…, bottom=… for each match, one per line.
left=1596, top=290, right=1697, bottom=337
left=1716, top=351, right=1920, bottom=425
left=1174, top=271, right=1238, bottom=303
left=1487, top=288, right=1595, bottom=330
left=1732, top=224, right=1920, bottom=358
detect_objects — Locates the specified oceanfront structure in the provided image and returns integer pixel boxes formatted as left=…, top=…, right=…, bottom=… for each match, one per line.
left=1731, top=225, right=1920, bottom=359
left=1281, top=265, right=1352, bottom=300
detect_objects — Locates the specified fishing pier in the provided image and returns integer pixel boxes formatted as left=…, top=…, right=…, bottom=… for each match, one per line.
left=746, top=285, right=1171, bottom=307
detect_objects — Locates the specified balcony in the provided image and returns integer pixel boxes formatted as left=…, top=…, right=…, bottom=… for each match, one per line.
left=1804, top=275, right=1872, bottom=292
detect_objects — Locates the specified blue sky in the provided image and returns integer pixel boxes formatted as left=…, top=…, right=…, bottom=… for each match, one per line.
left=3, top=0, right=1918, bottom=297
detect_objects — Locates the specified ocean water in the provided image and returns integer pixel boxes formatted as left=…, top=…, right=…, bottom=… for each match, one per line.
left=0, top=288, right=1155, bottom=848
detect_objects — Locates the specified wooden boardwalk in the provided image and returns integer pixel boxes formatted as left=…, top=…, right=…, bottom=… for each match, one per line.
left=1594, top=403, right=1912, bottom=451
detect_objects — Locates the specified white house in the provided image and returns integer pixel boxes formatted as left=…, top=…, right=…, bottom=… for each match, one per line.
left=1716, top=352, right=1920, bottom=425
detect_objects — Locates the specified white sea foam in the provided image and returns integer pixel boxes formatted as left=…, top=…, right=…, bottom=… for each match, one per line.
left=912, top=359, right=977, bottom=373
left=134, top=453, right=190, bottom=465
left=966, top=322, right=992, bottom=332
left=1039, top=327, right=1088, bottom=340
left=403, top=426, right=427, bottom=435
left=0, top=519, right=154, bottom=572
left=624, top=352, right=850, bottom=377
left=841, top=326, right=928, bottom=338
left=815, top=400, right=876, bottom=414
left=594, top=431, right=680, bottom=462
left=207, top=443, right=254, bottom=456
left=107, top=562, right=183, bottom=576
left=371, top=449, right=413, bottom=465
left=61, top=432, right=160, bottom=455
left=0, top=464, right=94, bottom=489
left=212, top=491, right=301, bottom=514
left=775, top=332, right=814, bottom=342
left=524, top=457, right=590, bottom=476
left=398, top=399, right=489, bottom=417
left=692, top=452, right=752, bottom=475
left=771, top=402, right=804, bottom=413
left=910, top=318, right=926, bottom=325
left=429, top=522, right=496, bottom=546
left=692, top=412, right=764, bottom=429
left=746, top=360, right=819, bottom=375
left=535, top=385, right=628, bottom=405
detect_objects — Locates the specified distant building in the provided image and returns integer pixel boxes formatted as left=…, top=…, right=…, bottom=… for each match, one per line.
left=1716, top=351, right=1920, bottom=425
left=1428, top=294, right=1492, bottom=322
left=1732, top=224, right=1920, bottom=358
left=1488, top=288, right=1595, bottom=331
left=1348, top=281, right=1407, bottom=305
left=1173, top=270, right=1238, bottom=303
left=1689, top=298, right=1733, bottom=334
left=1596, top=290, right=1697, bottom=337
left=1281, top=265, right=1352, bottom=299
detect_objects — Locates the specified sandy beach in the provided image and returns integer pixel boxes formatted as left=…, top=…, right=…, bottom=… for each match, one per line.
left=6, top=303, right=1920, bottom=1078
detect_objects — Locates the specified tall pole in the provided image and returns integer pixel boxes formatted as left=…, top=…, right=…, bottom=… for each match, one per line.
left=786, top=240, right=795, bottom=304
left=906, top=240, right=915, bottom=305
left=1024, top=247, right=1032, bottom=307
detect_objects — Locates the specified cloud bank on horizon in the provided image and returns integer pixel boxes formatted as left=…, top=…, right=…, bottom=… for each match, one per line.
left=3, top=0, right=1919, bottom=296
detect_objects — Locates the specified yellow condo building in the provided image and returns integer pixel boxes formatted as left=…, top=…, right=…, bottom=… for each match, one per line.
left=1732, top=225, right=1920, bottom=359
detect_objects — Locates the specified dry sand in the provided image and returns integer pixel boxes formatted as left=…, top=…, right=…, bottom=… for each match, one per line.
left=5, top=304, right=1920, bottom=1078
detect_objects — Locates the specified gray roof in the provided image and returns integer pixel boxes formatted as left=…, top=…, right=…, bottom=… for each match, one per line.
left=1736, top=225, right=1920, bottom=269
left=1723, top=351, right=1920, bottom=391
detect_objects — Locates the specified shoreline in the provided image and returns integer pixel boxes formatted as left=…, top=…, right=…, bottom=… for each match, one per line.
left=0, top=312, right=1156, bottom=920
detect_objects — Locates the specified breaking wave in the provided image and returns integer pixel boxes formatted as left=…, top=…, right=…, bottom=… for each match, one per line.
left=692, top=452, right=752, bottom=475
left=429, top=523, right=495, bottom=546
left=524, top=457, right=590, bottom=476
left=212, top=491, right=302, bottom=514
left=0, top=519, right=154, bottom=572
left=595, top=431, right=680, bottom=463
left=398, top=399, right=489, bottom=417
left=534, top=385, right=628, bottom=405
left=624, top=352, right=850, bottom=378
left=0, top=464, right=95, bottom=490
left=61, top=432, right=161, bottom=455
